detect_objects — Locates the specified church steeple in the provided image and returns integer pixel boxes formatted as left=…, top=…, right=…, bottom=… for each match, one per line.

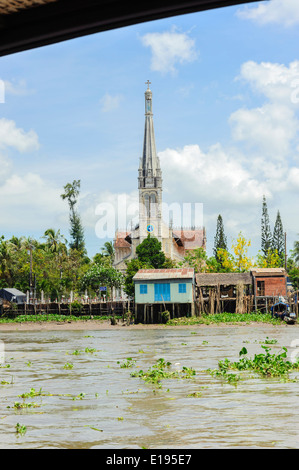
left=138, top=82, right=162, bottom=242
left=139, top=81, right=162, bottom=189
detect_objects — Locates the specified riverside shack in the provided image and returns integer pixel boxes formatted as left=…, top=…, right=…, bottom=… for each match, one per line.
left=195, top=272, right=253, bottom=313
left=250, top=268, right=288, bottom=311
left=133, top=268, right=195, bottom=322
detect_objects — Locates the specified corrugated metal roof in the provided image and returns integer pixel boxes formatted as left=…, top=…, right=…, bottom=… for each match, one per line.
left=133, top=268, right=194, bottom=280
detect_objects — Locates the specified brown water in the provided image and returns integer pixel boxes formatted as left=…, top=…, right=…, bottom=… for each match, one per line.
left=0, top=325, right=298, bottom=449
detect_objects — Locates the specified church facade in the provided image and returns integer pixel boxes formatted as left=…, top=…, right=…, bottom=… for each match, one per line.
left=113, top=82, right=206, bottom=272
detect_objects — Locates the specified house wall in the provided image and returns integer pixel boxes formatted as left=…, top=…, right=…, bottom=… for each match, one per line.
left=255, top=276, right=287, bottom=297
left=135, top=279, right=193, bottom=304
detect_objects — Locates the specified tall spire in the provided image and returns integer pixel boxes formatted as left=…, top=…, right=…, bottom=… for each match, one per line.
left=139, top=81, right=162, bottom=184
left=138, top=82, right=162, bottom=243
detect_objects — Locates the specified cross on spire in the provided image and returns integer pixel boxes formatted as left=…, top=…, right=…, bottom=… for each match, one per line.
left=145, top=80, right=151, bottom=89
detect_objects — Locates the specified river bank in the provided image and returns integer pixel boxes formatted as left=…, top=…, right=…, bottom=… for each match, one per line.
left=0, top=318, right=295, bottom=331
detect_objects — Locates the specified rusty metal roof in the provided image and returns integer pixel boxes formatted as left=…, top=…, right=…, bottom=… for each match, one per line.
left=0, top=0, right=260, bottom=57
left=133, top=268, right=195, bottom=281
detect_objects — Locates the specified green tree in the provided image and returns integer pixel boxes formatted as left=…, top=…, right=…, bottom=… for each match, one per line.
left=123, top=259, right=149, bottom=298
left=135, top=235, right=166, bottom=268
left=216, top=233, right=253, bottom=273
left=101, top=241, right=115, bottom=263
left=61, top=180, right=85, bottom=253
left=287, top=258, right=299, bottom=291
left=291, top=237, right=299, bottom=265
left=181, top=247, right=219, bottom=273
left=232, top=232, right=253, bottom=272
left=272, top=210, right=285, bottom=266
left=256, top=249, right=282, bottom=268
left=81, top=264, right=123, bottom=296
left=261, top=195, right=272, bottom=256
left=123, top=235, right=171, bottom=298
left=213, top=215, right=227, bottom=262
left=42, top=228, right=67, bottom=254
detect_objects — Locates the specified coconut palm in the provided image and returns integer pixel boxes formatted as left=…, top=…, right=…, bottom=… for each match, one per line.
left=292, top=237, right=299, bottom=265
left=42, top=229, right=67, bottom=254
left=101, top=241, right=115, bottom=262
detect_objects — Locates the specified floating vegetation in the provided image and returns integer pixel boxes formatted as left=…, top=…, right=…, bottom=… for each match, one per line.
left=118, top=358, right=136, bottom=368
left=131, top=358, right=196, bottom=388
left=167, top=313, right=281, bottom=326
left=208, top=343, right=299, bottom=384
left=15, top=423, right=27, bottom=435
left=63, top=363, right=74, bottom=369
left=11, top=402, right=40, bottom=409
left=72, top=350, right=81, bottom=355
left=262, top=337, right=278, bottom=344
left=187, top=392, right=202, bottom=398
left=18, top=388, right=48, bottom=399
left=72, top=393, right=85, bottom=400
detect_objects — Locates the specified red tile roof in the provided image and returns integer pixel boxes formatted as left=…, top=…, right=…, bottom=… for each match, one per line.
left=173, top=229, right=205, bottom=249
left=114, top=231, right=131, bottom=248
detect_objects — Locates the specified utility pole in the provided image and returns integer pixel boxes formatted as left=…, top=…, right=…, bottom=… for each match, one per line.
left=284, top=232, right=287, bottom=270
left=28, top=244, right=34, bottom=302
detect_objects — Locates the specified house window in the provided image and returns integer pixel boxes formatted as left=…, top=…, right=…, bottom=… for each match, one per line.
left=178, top=283, right=186, bottom=293
left=140, top=284, right=148, bottom=294
left=155, top=283, right=170, bottom=302
left=257, top=280, right=265, bottom=296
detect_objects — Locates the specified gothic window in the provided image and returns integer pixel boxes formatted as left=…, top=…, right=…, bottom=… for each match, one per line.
left=144, top=194, right=150, bottom=217
left=150, top=193, right=156, bottom=217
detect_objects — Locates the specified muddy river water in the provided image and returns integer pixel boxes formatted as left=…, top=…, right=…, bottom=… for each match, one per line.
left=0, top=324, right=298, bottom=449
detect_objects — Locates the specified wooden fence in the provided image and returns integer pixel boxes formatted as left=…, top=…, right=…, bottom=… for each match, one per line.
left=0, top=300, right=135, bottom=319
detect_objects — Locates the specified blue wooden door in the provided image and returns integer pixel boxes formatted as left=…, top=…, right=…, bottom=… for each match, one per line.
left=154, top=283, right=170, bottom=302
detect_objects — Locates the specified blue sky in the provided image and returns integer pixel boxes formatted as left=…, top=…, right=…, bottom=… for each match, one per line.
left=1, top=0, right=299, bottom=260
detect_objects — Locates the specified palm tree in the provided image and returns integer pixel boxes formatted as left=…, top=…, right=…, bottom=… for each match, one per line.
left=292, top=237, right=299, bottom=265
left=42, top=229, right=67, bottom=254
left=101, top=241, right=115, bottom=262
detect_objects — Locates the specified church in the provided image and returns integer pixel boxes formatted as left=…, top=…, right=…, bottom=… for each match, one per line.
left=113, top=82, right=206, bottom=272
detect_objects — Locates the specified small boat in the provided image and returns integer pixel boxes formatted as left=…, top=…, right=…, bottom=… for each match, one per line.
left=271, top=302, right=297, bottom=324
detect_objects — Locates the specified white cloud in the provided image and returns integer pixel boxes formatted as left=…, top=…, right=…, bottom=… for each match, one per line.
left=141, top=26, right=198, bottom=74
left=0, top=172, right=65, bottom=230
left=237, top=60, right=299, bottom=105
left=158, top=143, right=299, bottom=253
left=159, top=144, right=267, bottom=206
left=0, top=153, right=12, bottom=179
left=230, top=60, right=299, bottom=159
left=3, top=78, right=33, bottom=96
left=0, top=119, right=63, bottom=232
left=229, top=103, right=299, bottom=158
left=237, top=0, right=299, bottom=27
left=0, top=118, right=39, bottom=153
left=100, top=93, right=123, bottom=112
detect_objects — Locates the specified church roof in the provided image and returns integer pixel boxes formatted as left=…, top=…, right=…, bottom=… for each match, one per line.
left=114, top=231, right=131, bottom=248
left=173, top=229, right=206, bottom=249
